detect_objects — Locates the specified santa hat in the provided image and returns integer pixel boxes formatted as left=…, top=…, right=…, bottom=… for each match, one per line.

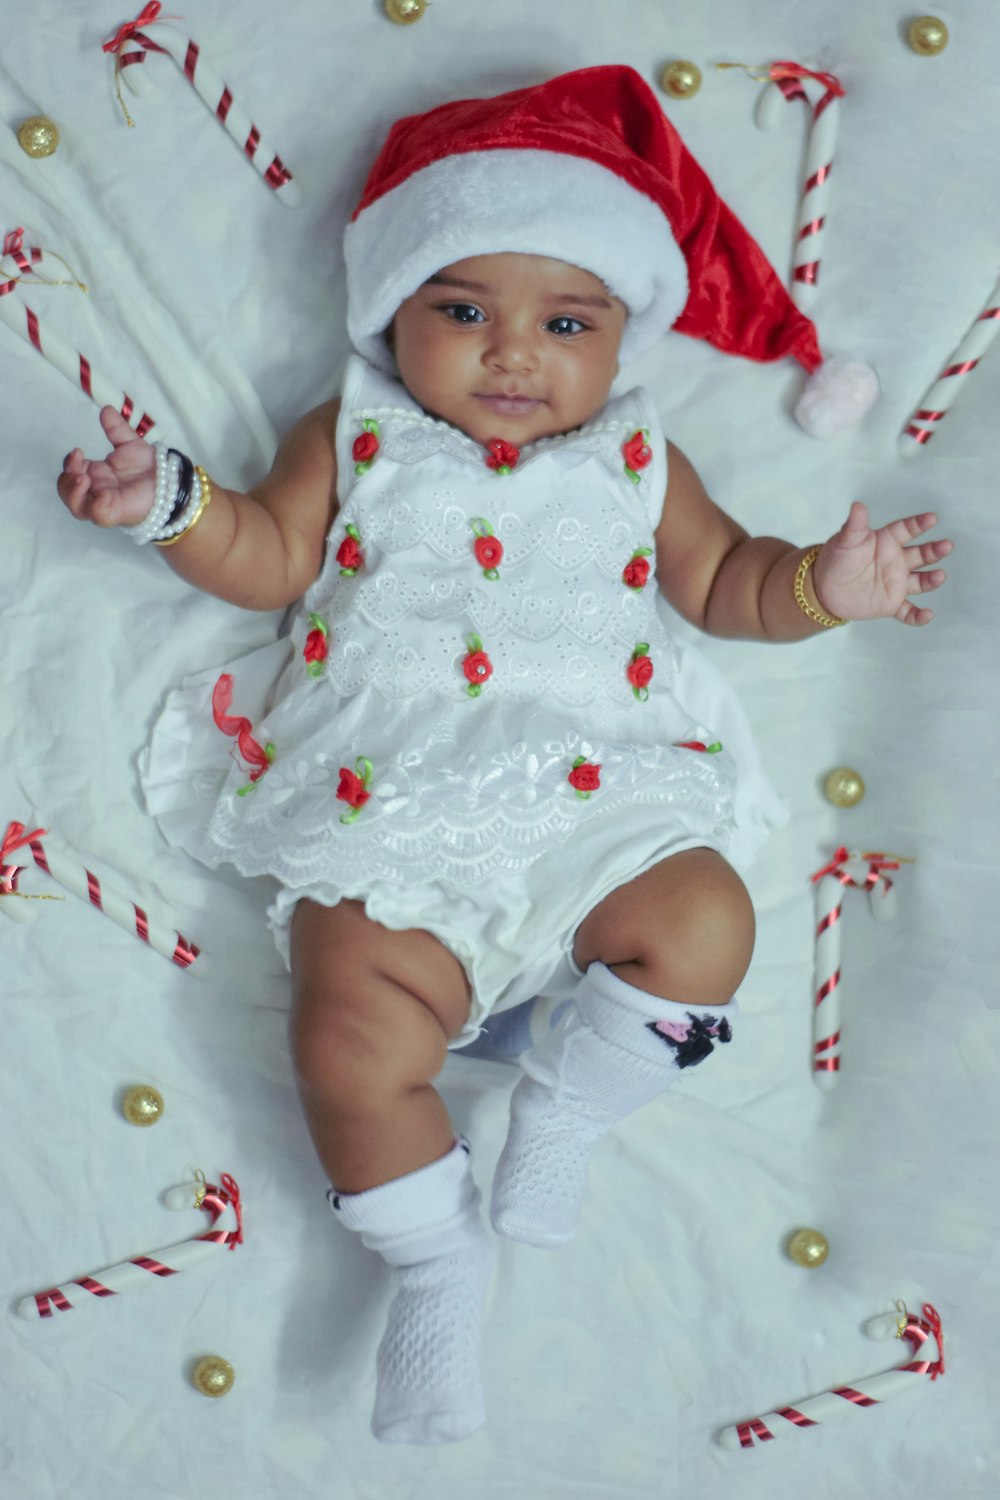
left=344, top=65, right=877, bottom=437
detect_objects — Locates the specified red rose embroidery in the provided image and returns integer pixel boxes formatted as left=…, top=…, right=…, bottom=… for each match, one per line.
left=568, top=760, right=601, bottom=795
left=304, top=629, right=328, bottom=664
left=622, top=554, right=651, bottom=590
left=336, top=767, right=370, bottom=809
left=485, top=439, right=520, bottom=474
left=627, top=645, right=653, bottom=699
left=336, top=753, right=374, bottom=823
left=463, top=651, right=493, bottom=685
left=462, top=635, right=493, bottom=696
left=352, top=420, right=380, bottom=475
left=622, top=428, right=653, bottom=482
left=303, top=612, right=329, bottom=676
left=336, top=523, right=363, bottom=575
left=352, top=431, right=378, bottom=464
left=474, top=535, right=504, bottom=569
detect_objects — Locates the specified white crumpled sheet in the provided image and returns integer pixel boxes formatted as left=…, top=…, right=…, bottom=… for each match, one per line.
left=2, top=2, right=997, bottom=1495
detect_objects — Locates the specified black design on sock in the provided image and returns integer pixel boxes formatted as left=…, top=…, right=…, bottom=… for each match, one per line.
left=646, top=1012, right=733, bottom=1068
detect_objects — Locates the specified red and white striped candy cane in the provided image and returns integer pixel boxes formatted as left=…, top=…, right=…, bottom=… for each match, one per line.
left=103, top=6, right=301, bottom=205
left=809, top=848, right=901, bottom=1088
left=0, top=229, right=156, bottom=435
left=899, top=270, right=1000, bottom=454
left=756, top=62, right=845, bottom=312
left=17, top=1173, right=243, bottom=1320
left=0, top=820, right=202, bottom=972
left=718, top=1303, right=945, bottom=1449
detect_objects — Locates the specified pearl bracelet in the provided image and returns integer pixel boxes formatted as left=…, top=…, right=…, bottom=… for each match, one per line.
left=123, top=443, right=181, bottom=545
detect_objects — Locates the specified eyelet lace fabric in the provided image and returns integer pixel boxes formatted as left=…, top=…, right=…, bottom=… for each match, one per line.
left=141, top=356, right=786, bottom=996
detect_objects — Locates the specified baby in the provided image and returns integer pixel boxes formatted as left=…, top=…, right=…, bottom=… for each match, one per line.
left=56, top=67, right=950, bottom=1445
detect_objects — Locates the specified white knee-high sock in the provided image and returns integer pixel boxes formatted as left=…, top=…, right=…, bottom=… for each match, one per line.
left=329, top=1138, right=493, bottom=1445
left=490, top=962, right=736, bottom=1248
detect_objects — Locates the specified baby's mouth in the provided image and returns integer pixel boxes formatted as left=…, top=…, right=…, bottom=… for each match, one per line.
left=473, top=393, right=545, bottom=415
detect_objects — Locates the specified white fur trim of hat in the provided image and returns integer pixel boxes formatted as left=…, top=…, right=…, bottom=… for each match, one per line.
left=344, top=149, right=688, bottom=374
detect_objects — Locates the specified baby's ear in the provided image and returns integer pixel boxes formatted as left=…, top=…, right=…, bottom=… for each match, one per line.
left=384, top=321, right=396, bottom=352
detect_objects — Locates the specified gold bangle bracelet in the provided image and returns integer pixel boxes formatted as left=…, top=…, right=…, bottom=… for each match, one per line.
left=793, top=546, right=847, bottom=628
left=155, top=466, right=213, bottom=547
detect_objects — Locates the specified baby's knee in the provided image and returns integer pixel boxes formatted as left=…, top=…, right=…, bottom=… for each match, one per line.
left=647, top=859, right=755, bottom=1004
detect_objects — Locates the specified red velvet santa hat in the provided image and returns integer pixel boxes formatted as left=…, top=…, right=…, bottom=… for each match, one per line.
left=344, top=65, right=877, bottom=436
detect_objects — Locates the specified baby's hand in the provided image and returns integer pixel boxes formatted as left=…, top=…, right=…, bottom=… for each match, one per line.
left=57, top=406, right=156, bottom=528
left=812, top=501, right=953, bottom=627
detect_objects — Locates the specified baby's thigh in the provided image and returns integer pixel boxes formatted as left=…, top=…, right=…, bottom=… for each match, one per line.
left=573, top=847, right=755, bottom=1004
left=289, top=897, right=472, bottom=1046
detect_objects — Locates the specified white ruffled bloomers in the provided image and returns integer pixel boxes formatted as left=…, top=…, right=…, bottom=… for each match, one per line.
left=140, top=357, right=788, bottom=1036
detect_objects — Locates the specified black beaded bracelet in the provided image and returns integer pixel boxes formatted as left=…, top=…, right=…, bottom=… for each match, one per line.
left=164, top=449, right=195, bottom=529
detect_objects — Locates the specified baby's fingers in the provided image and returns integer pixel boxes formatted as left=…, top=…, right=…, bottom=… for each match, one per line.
left=895, top=600, right=935, bottom=626
left=886, top=510, right=940, bottom=546
left=906, top=536, right=953, bottom=568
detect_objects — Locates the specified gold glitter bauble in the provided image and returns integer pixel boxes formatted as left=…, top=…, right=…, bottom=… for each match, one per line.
left=908, top=16, right=949, bottom=55
left=17, top=117, right=60, bottom=158
left=787, top=1227, right=830, bottom=1267
left=823, top=767, right=866, bottom=808
left=192, top=1355, right=236, bottom=1398
left=660, top=61, right=702, bottom=100
left=385, top=0, right=426, bottom=23
left=121, top=1084, right=164, bottom=1126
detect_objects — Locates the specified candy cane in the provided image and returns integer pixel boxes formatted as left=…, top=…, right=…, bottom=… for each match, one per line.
left=755, top=62, right=845, bottom=312
left=717, top=1303, right=944, bottom=1449
left=0, top=821, right=203, bottom=973
left=0, top=230, right=156, bottom=435
left=103, top=7, right=301, bottom=205
left=899, top=270, right=1000, bottom=454
left=809, top=848, right=900, bottom=1088
left=17, top=1174, right=243, bottom=1320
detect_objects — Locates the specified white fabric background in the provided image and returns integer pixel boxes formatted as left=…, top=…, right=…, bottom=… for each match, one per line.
left=2, top=2, right=997, bottom=1496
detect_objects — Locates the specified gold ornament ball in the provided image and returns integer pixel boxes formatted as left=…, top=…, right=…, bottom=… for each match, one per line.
left=823, top=767, right=866, bottom=808
left=192, top=1355, right=236, bottom=1398
left=17, top=116, right=60, bottom=158
left=787, top=1227, right=830, bottom=1268
left=660, top=61, right=702, bottom=100
left=385, top=0, right=426, bottom=23
left=908, top=16, right=949, bottom=55
left=121, top=1084, right=165, bottom=1127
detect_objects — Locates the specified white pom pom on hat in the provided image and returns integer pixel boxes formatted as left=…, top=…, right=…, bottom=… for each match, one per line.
left=344, top=65, right=878, bottom=437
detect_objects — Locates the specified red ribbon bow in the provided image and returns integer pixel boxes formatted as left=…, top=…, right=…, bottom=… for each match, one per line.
left=810, top=847, right=901, bottom=887
left=1, top=820, right=47, bottom=893
left=919, top=1303, right=946, bottom=1378
left=102, top=3, right=163, bottom=54
left=770, top=60, right=846, bottom=97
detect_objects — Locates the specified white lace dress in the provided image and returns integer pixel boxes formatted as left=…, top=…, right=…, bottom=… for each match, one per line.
left=142, top=355, right=787, bottom=1039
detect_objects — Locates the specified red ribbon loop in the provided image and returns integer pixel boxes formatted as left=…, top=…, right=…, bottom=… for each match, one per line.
left=2, top=227, right=25, bottom=259
left=921, top=1303, right=945, bottom=1377
left=810, top=846, right=849, bottom=882
left=219, top=1173, right=244, bottom=1247
left=212, top=675, right=271, bottom=780
left=1, top=820, right=47, bottom=864
left=770, top=59, right=846, bottom=97
left=102, top=3, right=163, bottom=54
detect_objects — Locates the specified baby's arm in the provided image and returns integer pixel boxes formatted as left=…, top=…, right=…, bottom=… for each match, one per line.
left=57, top=402, right=340, bottom=611
left=654, top=442, right=951, bottom=639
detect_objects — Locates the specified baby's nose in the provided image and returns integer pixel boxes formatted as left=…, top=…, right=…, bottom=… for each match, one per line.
left=485, top=327, right=540, bottom=373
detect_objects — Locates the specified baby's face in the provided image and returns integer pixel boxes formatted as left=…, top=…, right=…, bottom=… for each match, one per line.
left=390, top=253, right=627, bottom=447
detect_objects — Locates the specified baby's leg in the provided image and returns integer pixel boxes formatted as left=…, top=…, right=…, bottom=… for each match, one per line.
left=290, top=899, right=491, bottom=1444
left=490, top=848, right=754, bottom=1247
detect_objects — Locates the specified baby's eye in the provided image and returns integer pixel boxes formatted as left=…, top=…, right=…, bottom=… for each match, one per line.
left=545, top=316, right=587, bottom=337
left=444, top=303, right=485, bottom=325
